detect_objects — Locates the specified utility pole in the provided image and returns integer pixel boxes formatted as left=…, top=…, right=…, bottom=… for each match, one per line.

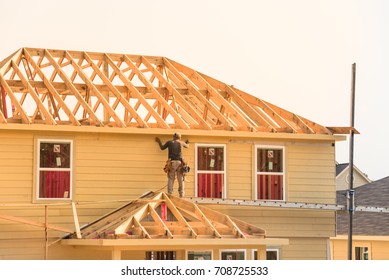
left=347, top=63, right=356, bottom=260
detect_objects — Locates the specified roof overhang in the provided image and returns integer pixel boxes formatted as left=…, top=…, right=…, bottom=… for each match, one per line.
left=331, top=235, right=389, bottom=241
left=0, top=123, right=346, bottom=142
left=61, top=237, right=289, bottom=249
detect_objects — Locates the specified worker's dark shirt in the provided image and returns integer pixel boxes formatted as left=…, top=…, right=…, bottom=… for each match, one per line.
left=158, top=139, right=189, bottom=160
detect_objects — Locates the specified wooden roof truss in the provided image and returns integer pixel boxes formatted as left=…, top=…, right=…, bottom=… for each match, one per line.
left=67, top=192, right=266, bottom=240
left=0, top=47, right=350, bottom=134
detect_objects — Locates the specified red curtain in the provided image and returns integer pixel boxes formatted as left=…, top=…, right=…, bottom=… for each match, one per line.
left=197, top=173, right=223, bottom=198
left=39, top=171, right=70, bottom=198
left=257, top=174, right=283, bottom=200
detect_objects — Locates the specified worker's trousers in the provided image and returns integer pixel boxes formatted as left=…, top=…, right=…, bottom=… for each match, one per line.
left=167, top=160, right=184, bottom=197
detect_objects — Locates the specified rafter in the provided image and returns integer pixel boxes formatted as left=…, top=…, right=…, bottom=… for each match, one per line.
left=22, top=50, right=81, bottom=125
left=44, top=49, right=104, bottom=126
left=141, top=56, right=212, bottom=130
left=105, top=53, right=170, bottom=129
left=123, top=55, right=189, bottom=129
left=0, top=48, right=347, bottom=134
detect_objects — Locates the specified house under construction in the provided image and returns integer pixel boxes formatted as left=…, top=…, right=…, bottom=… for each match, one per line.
left=0, top=47, right=349, bottom=260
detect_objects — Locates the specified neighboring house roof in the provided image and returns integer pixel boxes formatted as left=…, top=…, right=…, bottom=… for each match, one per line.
left=0, top=47, right=351, bottom=134
left=336, top=176, right=389, bottom=235
left=336, top=162, right=371, bottom=182
left=336, top=163, right=349, bottom=176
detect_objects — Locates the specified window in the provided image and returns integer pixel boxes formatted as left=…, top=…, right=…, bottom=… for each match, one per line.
left=355, top=247, right=369, bottom=260
left=196, top=145, right=226, bottom=198
left=146, top=251, right=176, bottom=260
left=221, top=250, right=246, bottom=260
left=253, top=249, right=280, bottom=260
left=37, top=139, right=73, bottom=200
left=187, top=251, right=212, bottom=260
left=255, top=146, right=284, bottom=200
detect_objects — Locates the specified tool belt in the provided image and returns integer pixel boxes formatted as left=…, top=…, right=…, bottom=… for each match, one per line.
left=163, top=159, right=172, bottom=173
left=163, top=159, right=190, bottom=174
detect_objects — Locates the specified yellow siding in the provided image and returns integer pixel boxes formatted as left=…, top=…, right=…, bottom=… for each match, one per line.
left=0, top=130, right=338, bottom=260
left=281, top=237, right=329, bottom=260
left=227, top=143, right=252, bottom=199
left=331, top=238, right=389, bottom=260
left=287, top=143, right=336, bottom=204
left=208, top=205, right=335, bottom=238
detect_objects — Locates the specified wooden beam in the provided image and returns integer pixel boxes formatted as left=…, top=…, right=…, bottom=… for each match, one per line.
left=225, top=85, right=276, bottom=131
left=44, top=49, right=104, bottom=126
left=83, top=52, right=148, bottom=128
left=226, top=215, right=246, bottom=238
left=162, top=194, right=198, bottom=238
left=105, top=54, right=170, bottom=129
left=71, top=202, right=82, bottom=239
left=163, top=58, right=233, bottom=130
left=66, top=51, right=126, bottom=128
left=233, top=88, right=297, bottom=132
left=22, top=50, right=81, bottom=125
left=148, top=205, right=174, bottom=238
left=193, top=203, right=222, bottom=238
left=0, top=213, right=74, bottom=233
left=141, top=56, right=212, bottom=130
left=132, top=216, right=151, bottom=239
left=0, top=75, right=31, bottom=124
left=124, top=55, right=190, bottom=129
left=11, top=61, right=57, bottom=125
left=190, top=70, right=254, bottom=131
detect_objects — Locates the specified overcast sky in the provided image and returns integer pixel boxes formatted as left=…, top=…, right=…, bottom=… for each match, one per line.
left=1, top=0, right=388, bottom=181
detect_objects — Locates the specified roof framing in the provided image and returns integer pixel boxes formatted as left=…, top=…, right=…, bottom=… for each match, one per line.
left=65, top=191, right=266, bottom=240
left=0, top=47, right=351, bottom=134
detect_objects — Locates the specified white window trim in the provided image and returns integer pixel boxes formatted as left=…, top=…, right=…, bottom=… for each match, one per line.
left=195, top=144, right=227, bottom=198
left=186, top=250, right=213, bottom=260
left=354, top=244, right=371, bottom=260
left=220, top=249, right=246, bottom=260
left=36, top=139, right=73, bottom=201
left=254, top=145, right=285, bottom=201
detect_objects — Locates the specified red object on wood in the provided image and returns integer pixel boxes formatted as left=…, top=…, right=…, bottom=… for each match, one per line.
left=161, top=203, right=167, bottom=221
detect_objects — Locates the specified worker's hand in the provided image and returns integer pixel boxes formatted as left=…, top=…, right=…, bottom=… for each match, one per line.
left=185, top=139, right=190, bottom=144
left=155, top=137, right=161, bottom=143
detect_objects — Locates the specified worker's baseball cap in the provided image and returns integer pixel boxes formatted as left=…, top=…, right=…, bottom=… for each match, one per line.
left=173, top=132, right=181, bottom=139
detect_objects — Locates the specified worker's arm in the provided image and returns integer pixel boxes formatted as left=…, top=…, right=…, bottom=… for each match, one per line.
left=155, top=137, right=168, bottom=150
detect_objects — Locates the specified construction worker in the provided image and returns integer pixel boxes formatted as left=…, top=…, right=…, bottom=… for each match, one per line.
left=155, top=132, right=189, bottom=197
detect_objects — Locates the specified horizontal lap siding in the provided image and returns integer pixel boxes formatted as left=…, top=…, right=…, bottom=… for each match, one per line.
left=0, top=131, right=338, bottom=260
left=331, top=239, right=389, bottom=260
left=287, top=144, right=336, bottom=204
left=0, top=133, right=33, bottom=203
left=208, top=205, right=335, bottom=239
left=75, top=133, right=196, bottom=200
left=281, top=237, right=329, bottom=260
left=0, top=131, right=159, bottom=259
left=227, top=143, right=252, bottom=199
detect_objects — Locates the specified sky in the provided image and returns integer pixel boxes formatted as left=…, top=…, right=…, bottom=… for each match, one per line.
left=0, top=0, right=388, bottom=181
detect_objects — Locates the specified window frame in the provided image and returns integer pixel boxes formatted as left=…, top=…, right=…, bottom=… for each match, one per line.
left=186, top=250, right=213, bottom=260
left=254, top=145, right=285, bottom=201
left=35, top=138, right=73, bottom=201
left=220, top=249, right=246, bottom=260
left=253, top=248, right=280, bottom=260
left=354, top=245, right=370, bottom=260
left=195, top=143, right=227, bottom=198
